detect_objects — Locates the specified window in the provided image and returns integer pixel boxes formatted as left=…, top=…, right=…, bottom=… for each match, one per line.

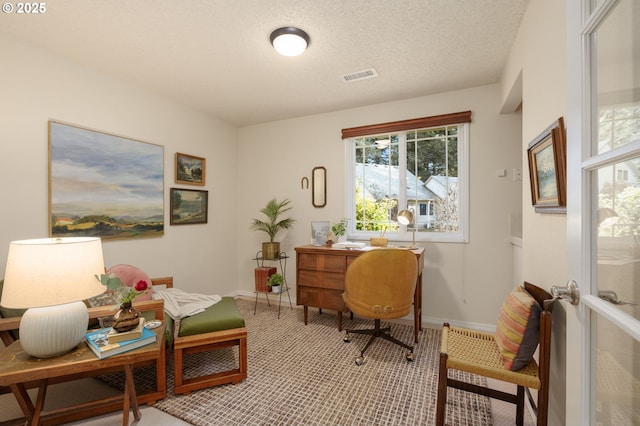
left=343, top=111, right=471, bottom=243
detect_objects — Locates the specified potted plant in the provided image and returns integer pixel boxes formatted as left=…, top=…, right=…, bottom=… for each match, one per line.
left=331, top=219, right=348, bottom=243
left=267, top=273, right=284, bottom=294
left=250, top=198, right=295, bottom=259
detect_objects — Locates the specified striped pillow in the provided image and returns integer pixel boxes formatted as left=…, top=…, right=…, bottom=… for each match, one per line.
left=495, top=285, right=541, bottom=371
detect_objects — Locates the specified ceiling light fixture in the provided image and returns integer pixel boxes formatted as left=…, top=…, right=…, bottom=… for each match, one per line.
left=270, top=27, right=310, bottom=57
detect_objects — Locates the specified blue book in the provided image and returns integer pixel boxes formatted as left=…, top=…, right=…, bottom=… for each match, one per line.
left=85, top=324, right=157, bottom=359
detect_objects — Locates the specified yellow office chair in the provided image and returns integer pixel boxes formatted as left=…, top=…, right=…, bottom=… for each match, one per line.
left=342, top=249, right=418, bottom=366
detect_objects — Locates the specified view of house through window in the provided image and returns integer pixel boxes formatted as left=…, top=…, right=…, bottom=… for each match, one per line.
left=345, top=117, right=469, bottom=243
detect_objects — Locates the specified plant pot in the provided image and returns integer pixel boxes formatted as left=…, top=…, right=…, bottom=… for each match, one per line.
left=262, top=242, right=280, bottom=260
left=271, top=284, right=282, bottom=294
left=112, top=302, right=140, bottom=333
left=337, top=235, right=347, bottom=243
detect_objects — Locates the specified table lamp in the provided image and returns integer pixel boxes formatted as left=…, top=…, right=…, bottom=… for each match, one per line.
left=397, top=209, right=416, bottom=248
left=1, top=237, right=106, bottom=358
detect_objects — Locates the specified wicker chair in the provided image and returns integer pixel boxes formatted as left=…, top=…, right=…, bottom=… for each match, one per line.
left=436, top=281, right=555, bottom=426
left=342, top=249, right=418, bottom=366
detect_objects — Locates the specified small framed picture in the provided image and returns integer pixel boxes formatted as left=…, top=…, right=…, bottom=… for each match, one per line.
left=170, top=188, right=209, bottom=225
left=311, top=221, right=330, bottom=246
left=527, top=117, right=566, bottom=214
left=175, top=152, right=206, bottom=186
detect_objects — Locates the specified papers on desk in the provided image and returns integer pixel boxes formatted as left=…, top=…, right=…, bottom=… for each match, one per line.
left=331, top=242, right=422, bottom=251
left=332, top=241, right=366, bottom=249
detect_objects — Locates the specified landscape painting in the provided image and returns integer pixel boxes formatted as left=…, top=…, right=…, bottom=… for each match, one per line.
left=170, top=188, right=208, bottom=225
left=527, top=117, right=566, bottom=213
left=175, top=152, right=206, bottom=185
left=49, top=121, right=164, bottom=240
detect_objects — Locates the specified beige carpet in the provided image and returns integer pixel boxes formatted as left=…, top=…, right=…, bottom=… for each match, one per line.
left=99, top=298, right=493, bottom=425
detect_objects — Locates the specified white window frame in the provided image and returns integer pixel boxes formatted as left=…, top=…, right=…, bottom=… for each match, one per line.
left=344, top=122, right=469, bottom=244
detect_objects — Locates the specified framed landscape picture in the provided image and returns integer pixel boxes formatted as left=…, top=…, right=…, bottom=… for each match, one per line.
left=175, top=152, right=206, bottom=186
left=527, top=117, right=566, bottom=214
left=170, top=188, right=209, bottom=225
left=49, top=121, right=164, bottom=240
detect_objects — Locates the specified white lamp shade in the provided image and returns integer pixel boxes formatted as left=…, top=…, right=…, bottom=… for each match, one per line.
left=1, top=237, right=106, bottom=309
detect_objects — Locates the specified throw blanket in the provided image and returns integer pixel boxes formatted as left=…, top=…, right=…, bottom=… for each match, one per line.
left=153, top=288, right=222, bottom=320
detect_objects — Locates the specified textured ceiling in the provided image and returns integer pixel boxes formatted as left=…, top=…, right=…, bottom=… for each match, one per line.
left=1, top=0, right=529, bottom=126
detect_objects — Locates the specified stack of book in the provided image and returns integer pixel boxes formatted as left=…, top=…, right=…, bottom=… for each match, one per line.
left=85, top=318, right=157, bottom=359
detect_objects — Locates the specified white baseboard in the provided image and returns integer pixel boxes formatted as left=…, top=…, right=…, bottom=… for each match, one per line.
left=229, top=290, right=497, bottom=333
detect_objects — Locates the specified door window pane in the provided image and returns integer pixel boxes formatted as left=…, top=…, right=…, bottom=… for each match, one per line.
left=595, top=314, right=640, bottom=425
left=595, top=0, right=640, bottom=155
left=595, top=158, right=640, bottom=318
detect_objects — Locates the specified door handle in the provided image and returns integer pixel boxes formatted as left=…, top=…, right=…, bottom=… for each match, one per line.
left=551, top=280, right=580, bottom=305
left=598, top=290, right=638, bottom=307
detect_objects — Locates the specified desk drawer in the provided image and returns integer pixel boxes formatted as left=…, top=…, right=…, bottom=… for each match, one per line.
left=298, top=269, right=344, bottom=290
left=298, top=253, right=345, bottom=273
left=297, top=286, right=344, bottom=311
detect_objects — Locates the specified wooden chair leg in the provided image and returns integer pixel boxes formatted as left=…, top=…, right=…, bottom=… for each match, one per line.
left=516, top=385, right=525, bottom=426
left=435, top=353, right=448, bottom=426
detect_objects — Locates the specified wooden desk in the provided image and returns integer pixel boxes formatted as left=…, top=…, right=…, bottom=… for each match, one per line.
left=0, top=323, right=166, bottom=426
left=295, top=245, right=424, bottom=342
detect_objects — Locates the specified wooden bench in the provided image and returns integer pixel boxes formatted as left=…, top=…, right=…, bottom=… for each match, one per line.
left=173, top=296, right=248, bottom=395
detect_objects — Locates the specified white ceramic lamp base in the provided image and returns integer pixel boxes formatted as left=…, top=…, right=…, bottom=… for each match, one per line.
left=19, top=301, right=89, bottom=358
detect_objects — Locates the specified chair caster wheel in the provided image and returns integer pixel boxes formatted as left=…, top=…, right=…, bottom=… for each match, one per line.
left=343, top=333, right=350, bottom=343
left=406, top=352, right=414, bottom=362
left=355, top=356, right=364, bottom=366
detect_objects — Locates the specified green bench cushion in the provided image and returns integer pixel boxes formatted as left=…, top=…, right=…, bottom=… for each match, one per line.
left=178, top=297, right=245, bottom=337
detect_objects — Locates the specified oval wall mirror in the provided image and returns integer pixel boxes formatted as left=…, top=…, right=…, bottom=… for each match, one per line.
left=312, top=166, right=326, bottom=208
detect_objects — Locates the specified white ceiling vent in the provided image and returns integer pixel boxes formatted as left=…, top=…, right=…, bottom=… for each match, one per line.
left=342, top=68, right=378, bottom=83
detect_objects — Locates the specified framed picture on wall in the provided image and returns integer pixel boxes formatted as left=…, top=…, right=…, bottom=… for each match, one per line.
left=170, top=188, right=208, bottom=225
left=175, top=152, right=206, bottom=185
left=527, top=117, right=566, bottom=214
left=48, top=121, right=164, bottom=240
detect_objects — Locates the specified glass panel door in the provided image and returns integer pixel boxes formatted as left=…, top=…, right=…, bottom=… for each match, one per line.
left=587, top=0, right=640, bottom=424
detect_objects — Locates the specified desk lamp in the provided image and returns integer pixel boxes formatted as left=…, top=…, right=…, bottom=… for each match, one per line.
left=1, top=237, right=106, bottom=358
left=397, top=209, right=416, bottom=248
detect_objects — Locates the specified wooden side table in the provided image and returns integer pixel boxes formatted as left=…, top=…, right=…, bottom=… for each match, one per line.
left=0, top=322, right=166, bottom=426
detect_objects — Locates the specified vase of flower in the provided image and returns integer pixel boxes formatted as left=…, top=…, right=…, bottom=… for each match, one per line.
left=112, top=301, right=141, bottom=333
left=95, top=274, right=150, bottom=333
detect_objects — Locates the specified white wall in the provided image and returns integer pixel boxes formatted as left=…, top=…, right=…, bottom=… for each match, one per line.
left=1, top=24, right=524, bottom=332
left=237, top=83, right=522, bottom=328
left=0, top=34, right=239, bottom=296
left=501, top=0, right=567, bottom=423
